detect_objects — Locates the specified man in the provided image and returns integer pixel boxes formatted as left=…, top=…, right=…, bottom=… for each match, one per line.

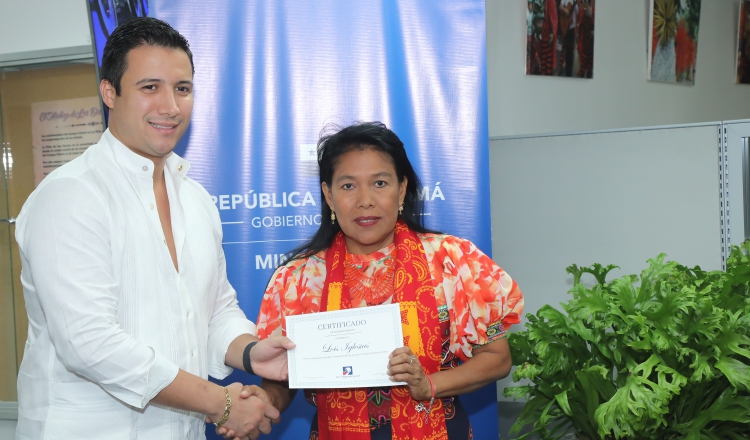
left=15, top=17, right=293, bottom=440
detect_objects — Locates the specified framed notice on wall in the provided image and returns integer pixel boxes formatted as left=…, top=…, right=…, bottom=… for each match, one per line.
left=31, top=97, right=104, bottom=186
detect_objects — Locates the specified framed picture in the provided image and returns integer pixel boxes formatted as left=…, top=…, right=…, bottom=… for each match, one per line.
left=648, top=0, right=702, bottom=85
left=526, top=0, right=596, bottom=78
left=737, top=1, right=750, bottom=84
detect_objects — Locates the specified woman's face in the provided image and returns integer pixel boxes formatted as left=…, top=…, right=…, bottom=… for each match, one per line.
left=322, top=147, right=407, bottom=255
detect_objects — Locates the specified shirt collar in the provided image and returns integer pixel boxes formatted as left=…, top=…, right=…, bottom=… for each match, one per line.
left=103, top=129, right=191, bottom=183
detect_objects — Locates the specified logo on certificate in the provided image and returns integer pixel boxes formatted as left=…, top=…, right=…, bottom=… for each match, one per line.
left=342, top=366, right=353, bottom=376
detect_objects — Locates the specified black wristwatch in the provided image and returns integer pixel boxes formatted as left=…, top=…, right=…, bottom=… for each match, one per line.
left=243, top=341, right=258, bottom=375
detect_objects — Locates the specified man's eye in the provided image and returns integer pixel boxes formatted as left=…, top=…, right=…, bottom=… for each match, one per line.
left=142, top=85, right=156, bottom=90
left=176, top=86, right=191, bottom=93
left=374, top=181, right=387, bottom=187
left=342, top=183, right=354, bottom=190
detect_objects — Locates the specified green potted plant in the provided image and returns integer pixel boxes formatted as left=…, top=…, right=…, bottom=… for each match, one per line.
left=505, top=242, right=750, bottom=439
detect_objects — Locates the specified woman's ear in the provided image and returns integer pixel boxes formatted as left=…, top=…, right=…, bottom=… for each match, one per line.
left=399, top=177, right=408, bottom=206
left=322, top=182, right=334, bottom=211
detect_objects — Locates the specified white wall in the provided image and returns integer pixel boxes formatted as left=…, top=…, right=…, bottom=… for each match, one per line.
left=0, top=0, right=91, bottom=60
left=491, top=124, right=722, bottom=323
left=487, top=0, right=750, bottom=137
left=0, top=419, right=15, bottom=437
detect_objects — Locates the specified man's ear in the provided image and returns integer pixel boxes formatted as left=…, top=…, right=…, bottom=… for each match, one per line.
left=100, top=80, right=116, bottom=110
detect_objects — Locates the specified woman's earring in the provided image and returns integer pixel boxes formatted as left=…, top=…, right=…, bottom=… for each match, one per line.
left=331, top=211, right=336, bottom=224
left=399, top=204, right=404, bottom=215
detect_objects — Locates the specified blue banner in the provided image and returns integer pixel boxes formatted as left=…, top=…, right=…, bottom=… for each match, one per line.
left=152, top=1, right=493, bottom=438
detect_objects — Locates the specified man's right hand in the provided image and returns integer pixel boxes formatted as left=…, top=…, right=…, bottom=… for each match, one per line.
left=209, top=382, right=279, bottom=440
left=237, top=385, right=280, bottom=423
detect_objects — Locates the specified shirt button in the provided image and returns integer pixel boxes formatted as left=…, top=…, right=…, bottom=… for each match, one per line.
left=191, top=350, right=195, bottom=357
left=149, top=204, right=154, bottom=210
left=186, top=311, right=191, bottom=318
left=163, top=239, right=167, bottom=245
left=142, top=166, right=148, bottom=172
left=178, top=165, right=183, bottom=171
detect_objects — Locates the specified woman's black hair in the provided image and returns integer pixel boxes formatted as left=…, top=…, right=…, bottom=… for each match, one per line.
left=289, top=121, right=440, bottom=260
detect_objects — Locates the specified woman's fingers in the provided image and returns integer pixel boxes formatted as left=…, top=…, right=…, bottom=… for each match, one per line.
left=388, top=350, right=417, bottom=369
left=388, top=346, right=413, bottom=359
left=389, top=370, right=419, bottom=383
left=388, top=359, right=418, bottom=376
left=388, top=359, right=425, bottom=385
left=386, top=348, right=434, bottom=401
left=387, top=347, right=432, bottom=399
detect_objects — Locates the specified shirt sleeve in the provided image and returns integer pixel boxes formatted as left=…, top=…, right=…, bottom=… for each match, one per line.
left=17, top=178, right=178, bottom=409
left=256, top=265, right=292, bottom=340
left=205, top=200, right=257, bottom=380
left=435, top=235, right=524, bottom=361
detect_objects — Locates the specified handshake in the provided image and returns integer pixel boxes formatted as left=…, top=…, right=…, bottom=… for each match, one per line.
left=207, top=383, right=281, bottom=440
left=207, top=335, right=296, bottom=440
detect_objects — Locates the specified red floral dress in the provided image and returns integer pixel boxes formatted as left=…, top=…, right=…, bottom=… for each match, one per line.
left=257, top=233, right=524, bottom=438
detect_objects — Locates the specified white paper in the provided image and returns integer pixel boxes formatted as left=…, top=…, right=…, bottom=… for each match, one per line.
left=286, top=303, right=406, bottom=389
left=31, top=97, right=104, bottom=186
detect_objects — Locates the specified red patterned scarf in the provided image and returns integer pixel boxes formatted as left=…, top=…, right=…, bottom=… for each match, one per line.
left=316, top=221, right=448, bottom=440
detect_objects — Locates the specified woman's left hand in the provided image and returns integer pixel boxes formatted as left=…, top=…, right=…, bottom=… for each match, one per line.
left=387, top=347, right=432, bottom=401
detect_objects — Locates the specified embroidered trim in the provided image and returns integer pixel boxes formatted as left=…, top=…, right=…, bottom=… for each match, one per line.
left=437, top=304, right=449, bottom=323
left=485, top=321, right=507, bottom=341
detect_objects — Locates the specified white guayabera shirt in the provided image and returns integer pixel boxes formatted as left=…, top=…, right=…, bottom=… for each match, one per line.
left=14, top=129, right=255, bottom=440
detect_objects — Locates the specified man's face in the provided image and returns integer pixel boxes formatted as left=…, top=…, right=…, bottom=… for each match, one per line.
left=101, top=45, right=193, bottom=161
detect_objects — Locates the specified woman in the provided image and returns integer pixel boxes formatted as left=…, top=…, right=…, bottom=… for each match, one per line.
left=539, top=0, right=558, bottom=75
left=576, top=0, right=594, bottom=78
left=255, top=122, right=523, bottom=440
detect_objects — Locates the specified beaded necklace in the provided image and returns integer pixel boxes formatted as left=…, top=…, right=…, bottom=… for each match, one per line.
left=343, top=250, right=395, bottom=305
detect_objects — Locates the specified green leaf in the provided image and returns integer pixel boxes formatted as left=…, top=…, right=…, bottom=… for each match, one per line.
left=715, top=357, right=750, bottom=391
left=686, top=348, right=715, bottom=382
left=509, top=395, right=551, bottom=435
left=513, top=363, right=543, bottom=382
left=554, top=390, right=572, bottom=417
left=504, top=385, right=532, bottom=400
left=720, top=327, right=750, bottom=361
left=595, top=355, right=686, bottom=438
left=673, top=387, right=750, bottom=437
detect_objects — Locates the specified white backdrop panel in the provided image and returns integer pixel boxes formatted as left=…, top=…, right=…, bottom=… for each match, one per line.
left=489, top=124, right=722, bottom=328
left=725, top=121, right=750, bottom=247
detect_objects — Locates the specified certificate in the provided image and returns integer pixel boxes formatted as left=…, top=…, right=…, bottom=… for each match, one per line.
left=285, top=303, right=407, bottom=389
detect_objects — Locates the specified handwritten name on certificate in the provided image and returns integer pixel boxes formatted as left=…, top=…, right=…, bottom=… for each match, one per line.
left=285, top=303, right=406, bottom=389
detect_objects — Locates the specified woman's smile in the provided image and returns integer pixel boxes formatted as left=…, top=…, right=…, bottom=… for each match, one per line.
left=354, top=216, right=381, bottom=227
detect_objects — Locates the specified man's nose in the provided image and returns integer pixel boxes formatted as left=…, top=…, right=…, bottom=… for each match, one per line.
left=158, top=90, right=180, bottom=117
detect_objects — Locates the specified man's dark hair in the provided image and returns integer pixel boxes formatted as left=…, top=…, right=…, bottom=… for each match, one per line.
left=101, top=17, right=194, bottom=95
left=289, top=121, right=440, bottom=260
